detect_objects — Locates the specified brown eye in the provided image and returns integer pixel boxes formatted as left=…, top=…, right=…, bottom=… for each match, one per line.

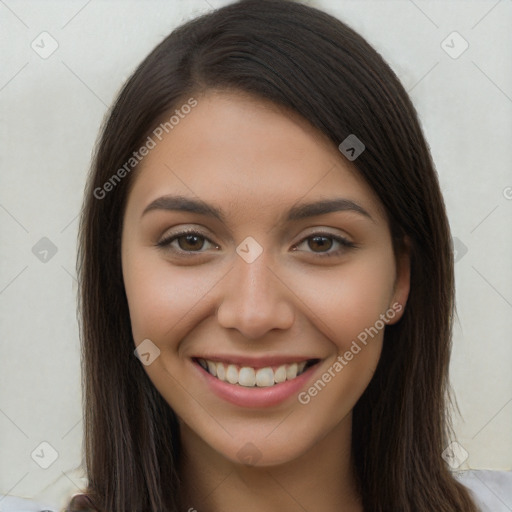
left=156, top=229, right=218, bottom=255
left=293, top=232, right=356, bottom=258
left=176, top=234, right=206, bottom=251
left=308, top=235, right=334, bottom=253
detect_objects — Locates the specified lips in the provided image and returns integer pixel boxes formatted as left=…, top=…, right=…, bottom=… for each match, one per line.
left=192, top=355, right=322, bottom=408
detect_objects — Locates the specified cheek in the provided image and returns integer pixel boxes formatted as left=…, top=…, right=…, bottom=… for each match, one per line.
left=286, top=252, right=397, bottom=351
left=122, top=250, right=217, bottom=343
left=289, top=260, right=395, bottom=438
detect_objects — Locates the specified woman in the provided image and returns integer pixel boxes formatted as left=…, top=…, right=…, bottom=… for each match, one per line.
left=67, top=0, right=480, bottom=510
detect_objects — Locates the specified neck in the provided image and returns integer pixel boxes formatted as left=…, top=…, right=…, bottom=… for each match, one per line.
left=178, top=415, right=363, bottom=512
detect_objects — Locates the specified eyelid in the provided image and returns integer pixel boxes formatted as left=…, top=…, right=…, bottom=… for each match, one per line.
left=156, top=227, right=357, bottom=258
left=292, top=231, right=356, bottom=257
left=156, top=227, right=218, bottom=252
left=295, top=227, right=354, bottom=245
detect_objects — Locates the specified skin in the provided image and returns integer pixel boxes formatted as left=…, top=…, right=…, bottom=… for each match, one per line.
left=121, top=90, right=410, bottom=512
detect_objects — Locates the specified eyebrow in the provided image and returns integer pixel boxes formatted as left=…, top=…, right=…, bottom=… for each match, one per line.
left=142, top=195, right=374, bottom=223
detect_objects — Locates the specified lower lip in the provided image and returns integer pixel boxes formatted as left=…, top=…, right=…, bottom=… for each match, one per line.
left=192, top=359, right=320, bottom=408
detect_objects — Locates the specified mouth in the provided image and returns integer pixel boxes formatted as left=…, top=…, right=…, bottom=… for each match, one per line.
left=193, top=357, right=321, bottom=388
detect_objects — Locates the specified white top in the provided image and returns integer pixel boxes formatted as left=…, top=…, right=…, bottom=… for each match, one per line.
left=0, top=470, right=510, bottom=511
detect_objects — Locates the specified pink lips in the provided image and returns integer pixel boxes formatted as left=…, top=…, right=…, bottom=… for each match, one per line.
left=192, top=357, right=320, bottom=408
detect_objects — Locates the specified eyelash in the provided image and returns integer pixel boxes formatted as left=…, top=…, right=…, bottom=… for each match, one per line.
left=156, top=229, right=356, bottom=258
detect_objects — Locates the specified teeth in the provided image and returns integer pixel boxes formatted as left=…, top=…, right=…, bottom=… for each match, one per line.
left=239, top=367, right=256, bottom=387
left=286, top=363, right=298, bottom=380
left=274, top=365, right=287, bottom=383
left=197, top=358, right=313, bottom=387
left=226, top=364, right=238, bottom=384
left=207, top=360, right=217, bottom=377
left=216, top=362, right=226, bottom=381
left=256, top=367, right=274, bottom=387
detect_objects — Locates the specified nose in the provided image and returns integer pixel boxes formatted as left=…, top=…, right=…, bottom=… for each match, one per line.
left=216, top=250, right=295, bottom=340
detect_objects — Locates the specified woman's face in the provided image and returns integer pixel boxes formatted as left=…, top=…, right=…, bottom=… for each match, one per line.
left=121, top=91, right=409, bottom=467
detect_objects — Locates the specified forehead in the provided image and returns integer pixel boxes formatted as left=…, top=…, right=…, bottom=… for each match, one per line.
left=124, top=91, right=386, bottom=225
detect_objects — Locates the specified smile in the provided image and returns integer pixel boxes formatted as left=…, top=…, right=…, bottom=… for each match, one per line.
left=196, top=358, right=317, bottom=387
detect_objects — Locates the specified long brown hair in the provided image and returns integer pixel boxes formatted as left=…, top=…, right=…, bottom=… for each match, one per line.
left=68, top=1, right=478, bottom=510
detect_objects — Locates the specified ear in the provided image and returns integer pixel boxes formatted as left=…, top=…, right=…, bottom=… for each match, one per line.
left=387, top=236, right=411, bottom=325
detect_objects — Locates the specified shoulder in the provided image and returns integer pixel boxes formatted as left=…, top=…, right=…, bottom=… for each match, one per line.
left=0, top=495, right=58, bottom=512
left=454, top=469, right=512, bottom=512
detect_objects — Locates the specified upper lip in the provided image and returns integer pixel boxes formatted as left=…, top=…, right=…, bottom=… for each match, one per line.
left=192, top=354, right=320, bottom=368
